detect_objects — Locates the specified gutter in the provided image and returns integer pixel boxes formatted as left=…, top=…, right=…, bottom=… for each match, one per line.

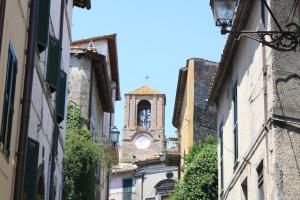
left=13, top=0, right=39, bottom=199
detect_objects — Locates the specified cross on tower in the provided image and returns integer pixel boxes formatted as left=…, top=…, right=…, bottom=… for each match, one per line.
left=145, top=75, right=150, bottom=84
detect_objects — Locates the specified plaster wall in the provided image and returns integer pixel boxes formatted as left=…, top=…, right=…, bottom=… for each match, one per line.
left=216, top=0, right=300, bottom=199
left=178, top=64, right=194, bottom=176
left=109, top=173, right=136, bottom=200
left=0, top=0, right=29, bottom=198
left=137, top=165, right=178, bottom=200
left=27, top=1, right=73, bottom=199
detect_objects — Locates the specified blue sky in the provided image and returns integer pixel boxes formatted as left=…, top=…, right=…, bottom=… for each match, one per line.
left=72, top=0, right=227, bottom=139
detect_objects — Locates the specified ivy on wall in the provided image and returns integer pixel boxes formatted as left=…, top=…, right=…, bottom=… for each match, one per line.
left=63, top=103, right=111, bottom=200
left=170, top=135, right=218, bottom=200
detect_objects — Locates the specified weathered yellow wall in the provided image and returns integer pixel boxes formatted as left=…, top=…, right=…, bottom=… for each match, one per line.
left=179, top=60, right=194, bottom=176
left=0, top=0, right=29, bottom=199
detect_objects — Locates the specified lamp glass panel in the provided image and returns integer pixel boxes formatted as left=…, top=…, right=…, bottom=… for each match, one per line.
left=214, top=1, right=236, bottom=24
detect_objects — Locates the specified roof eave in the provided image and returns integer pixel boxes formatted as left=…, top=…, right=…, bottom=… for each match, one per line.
left=172, top=67, right=188, bottom=128
left=73, top=0, right=91, bottom=10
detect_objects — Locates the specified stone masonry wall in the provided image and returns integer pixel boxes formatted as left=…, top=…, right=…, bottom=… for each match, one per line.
left=193, top=59, right=218, bottom=142
left=270, top=0, right=300, bottom=199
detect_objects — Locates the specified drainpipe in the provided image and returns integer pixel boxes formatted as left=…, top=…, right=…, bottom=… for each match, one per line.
left=141, top=174, right=145, bottom=200
left=0, top=0, right=7, bottom=54
left=49, top=0, right=65, bottom=199
left=13, top=0, right=39, bottom=199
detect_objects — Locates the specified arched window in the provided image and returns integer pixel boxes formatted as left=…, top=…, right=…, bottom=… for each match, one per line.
left=137, top=100, right=151, bottom=128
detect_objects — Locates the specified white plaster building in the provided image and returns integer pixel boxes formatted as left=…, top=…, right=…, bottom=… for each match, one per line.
left=209, top=0, right=300, bottom=199
left=69, top=34, right=121, bottom=200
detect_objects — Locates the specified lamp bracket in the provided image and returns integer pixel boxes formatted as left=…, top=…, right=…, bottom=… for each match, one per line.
left=219, top=0, right=300, bottom=51
left=225, top=23, right=300, bottom=51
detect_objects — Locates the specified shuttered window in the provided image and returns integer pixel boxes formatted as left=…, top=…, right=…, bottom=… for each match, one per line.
left=23, top=138, right=39, bottom=200
left=37, top=0, right=51, bottom=52
left=219, top=124, right=224, bottom=190
left=257, top=161, right=264, bottom=200
left=0, top=44, right=17, bottom=158
left=46, top=35, right=61, bottom=93
left=232, top=84, right=238, bottom=162
left=56, top=69, right=67, bottom=123
left=123, top=178, right=133, bottom=200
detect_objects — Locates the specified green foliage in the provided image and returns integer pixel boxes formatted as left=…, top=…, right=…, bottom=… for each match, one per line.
left=63, top=103, right=110, bottom=200
left=170, top=135, right=218, bottom=200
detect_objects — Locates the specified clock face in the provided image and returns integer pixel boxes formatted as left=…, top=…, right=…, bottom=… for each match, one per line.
left=134, top=134, right=151, bottom=149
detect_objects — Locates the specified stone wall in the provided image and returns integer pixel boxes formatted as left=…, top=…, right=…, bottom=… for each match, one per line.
left=193, top=59, right=218, bottom=142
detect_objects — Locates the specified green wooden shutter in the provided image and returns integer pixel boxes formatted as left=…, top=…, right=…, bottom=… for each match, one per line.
left=37, top=0, right=51, bottom=52
left=0, top=44, right=17, bottom=157
left=23, top=138, right=39, bottom=200
left=56, top=70, right=67, bottom=123
left=123, top=179, right=133, bottom=200
left=46, top=35, right=61, bottom=93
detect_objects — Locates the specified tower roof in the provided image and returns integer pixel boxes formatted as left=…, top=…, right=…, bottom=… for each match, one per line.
left=127, top=85, right=164, bottom=95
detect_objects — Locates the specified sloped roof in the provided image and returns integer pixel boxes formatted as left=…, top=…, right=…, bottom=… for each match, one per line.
left=127, top=85, right=164, bottom=95
left=72, top=34, right=121, bottom=101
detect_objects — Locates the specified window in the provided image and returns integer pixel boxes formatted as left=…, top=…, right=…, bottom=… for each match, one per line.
left=37, top=0, right=51, bottom=53
left=23, top=138, right=39, bottom=199
left=123, top=178, right=133, bottom=200
left=219, top=123, right=224, bottom=190
left=137, top=100, right=151, bottom=128
left=232, top=84, right=238, bottom=162
left=0, top=44, right=17, bottom=157
left=46, top=35, right=61, bottom=93
left=56, top=69, right=67, bottom=123
left=257, top=161, right=264, bottom=200
left=241, top=177, right=248, bottom=200
left=0, top=0, right=7, bottom=55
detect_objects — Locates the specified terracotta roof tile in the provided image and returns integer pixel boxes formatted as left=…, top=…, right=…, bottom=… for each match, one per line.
left=127, top=85, right=163, bottom=95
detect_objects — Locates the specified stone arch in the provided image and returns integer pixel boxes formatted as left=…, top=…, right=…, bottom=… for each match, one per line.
left=137, top=100, right=151, bottom=128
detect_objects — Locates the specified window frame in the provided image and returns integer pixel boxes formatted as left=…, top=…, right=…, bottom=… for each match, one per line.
left=232, top=83, right=238, bottom=163
left=257, top=160, right=264, bottom=200
left=0, top=0, right=6, bottom=56
left=122, top=178, right=133, bottom=200
left=0, top=43, right=18, bottom=159
left=219, top=123, right=224, bottom=191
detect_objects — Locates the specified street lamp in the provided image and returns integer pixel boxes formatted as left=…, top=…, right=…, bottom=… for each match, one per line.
left=110, top=126, right=120, bottom=146
left=210, top=0, right=300, bottom=51
left=211, top=0, right=237, bottom=34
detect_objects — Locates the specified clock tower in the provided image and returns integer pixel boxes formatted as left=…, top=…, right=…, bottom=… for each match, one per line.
left=121, top=85, right=166, bottom=163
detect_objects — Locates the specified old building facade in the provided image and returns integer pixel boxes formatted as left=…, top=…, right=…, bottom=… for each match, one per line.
left=69, top=34, right=121, bottom=200
left=0, top=0, right=31, bottom=199
left=110, top=86, right=178, bottom=200
left=209, top=0, right=300, bottom=199
left=172, top=58, right=218, bottom=176
left=0, top=0, right=90, bottom=199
